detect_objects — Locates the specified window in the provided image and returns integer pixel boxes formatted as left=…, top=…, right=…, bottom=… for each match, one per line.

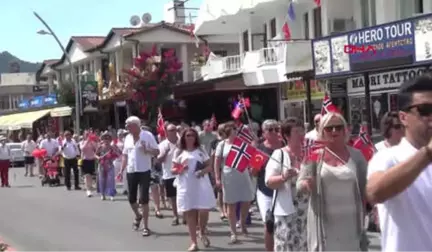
left=303, top=13, right=309, bottom=39
left=263, top=23, right=268, bottom=48
left=361, top=0, right=370, bottom=27
left=0, top=96, right=10, bottom=110
left=270, top=18, right=276, bottom=38
left=213, top=50, right=227, bottom=57
left=313, top=7, right=322, bottom=38
left=243, top=31, right=249, bottom=52
left=400, top=0, right=423, bottom=19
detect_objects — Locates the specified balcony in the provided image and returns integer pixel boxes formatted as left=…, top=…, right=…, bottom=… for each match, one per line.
left=196, top=54, right=243, bottom=81
left=194, top=40, right=312, bottom=85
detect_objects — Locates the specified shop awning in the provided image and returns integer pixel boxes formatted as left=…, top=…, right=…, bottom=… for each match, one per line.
left=50, top=106, right=72, bottom=117
left=0, top=109, right=52, bottom=130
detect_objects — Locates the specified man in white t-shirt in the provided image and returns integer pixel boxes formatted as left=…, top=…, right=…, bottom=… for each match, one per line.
left=22, top=133, right=37, bottom=177
left=119, top=116, right=159, bottom=237
left=367, top=75, right=432, bottom=251
left=157, top=123, right=179, bottom=225
left=39, top=133, right=60, bottom=157
left=305, top=114, right=321, bottom=140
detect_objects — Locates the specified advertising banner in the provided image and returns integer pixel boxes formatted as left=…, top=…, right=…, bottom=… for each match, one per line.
left=81, top=81, right=98, bottom=112
left=18, top=94, right=58, bottom=109
left=312, top=13, right=432, bottom=78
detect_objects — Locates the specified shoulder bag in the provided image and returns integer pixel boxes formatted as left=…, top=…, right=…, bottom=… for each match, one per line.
left=265, top=149, right=284, bottom=234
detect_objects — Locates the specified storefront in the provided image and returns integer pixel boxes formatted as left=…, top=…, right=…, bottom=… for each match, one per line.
left=346, top=67, right=427, bottom=134
left=280, top=80, right=326, bottom=123
left=311, top=13, right=432, bottom=134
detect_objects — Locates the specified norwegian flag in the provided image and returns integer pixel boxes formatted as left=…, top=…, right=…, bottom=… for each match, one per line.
left=231, top=97, right=251, bottom=119
left=321, top=93, right=339, bottom=115
left=210, top=113, right=217, bottom=129
left=352, top=125, right=376, bottom=161
left=225, top=137, right=256, bottom=172
left=237, top=124, right=254, bottom=144
left=157, top=107, right=166, bottom=137
left=302, top=138, right=325, bottom=162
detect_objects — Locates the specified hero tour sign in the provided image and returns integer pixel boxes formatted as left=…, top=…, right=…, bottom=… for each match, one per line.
left=312, top=13, right=432, bottom=78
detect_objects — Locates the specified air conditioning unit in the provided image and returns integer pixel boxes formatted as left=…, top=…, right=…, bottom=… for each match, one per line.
left=330, top=18, right=356, bottom=34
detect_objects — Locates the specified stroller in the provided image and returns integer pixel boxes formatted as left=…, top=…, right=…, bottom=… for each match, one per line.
left=41, top=156, right=61, bottom=187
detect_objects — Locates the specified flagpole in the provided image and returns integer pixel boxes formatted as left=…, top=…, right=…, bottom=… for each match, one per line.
left=238, top=94, right=259, bottom=141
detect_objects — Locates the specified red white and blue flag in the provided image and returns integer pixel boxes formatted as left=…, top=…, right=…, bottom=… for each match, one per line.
left=352, top=125, right=376, bottom=161
left=237, top=124, right=254, bottom=144
left=225, top=137, right=256, bottom=172
left=321, top=93, right=339, bottom=115
left=302, top=138, right=325, bottom=162
left=231, top=97, right=251, bottom=119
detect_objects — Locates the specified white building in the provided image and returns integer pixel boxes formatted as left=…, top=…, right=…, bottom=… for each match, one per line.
left=192, top=0, right=431, bottom=121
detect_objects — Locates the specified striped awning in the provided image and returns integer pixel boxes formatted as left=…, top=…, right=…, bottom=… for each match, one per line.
left=50, top=106, right=72, bottom=117
left=0, top=109, right=52, bottom=130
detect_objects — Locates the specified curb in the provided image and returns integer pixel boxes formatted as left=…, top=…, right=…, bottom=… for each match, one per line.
left=0, top=238, right=16, bottom=252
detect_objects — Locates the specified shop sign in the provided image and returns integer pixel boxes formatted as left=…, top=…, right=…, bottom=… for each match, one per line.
left=18, top=94, right=58, bottom=109
left=81, top=81, right=98, bottom=112
left=347, top=67, right=427, bottom=94
left=312, top=13, right=432, bottom=78
left=285, top=80, right=326, bottom=100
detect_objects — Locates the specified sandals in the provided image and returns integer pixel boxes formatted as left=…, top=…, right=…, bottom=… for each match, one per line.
left=171, top=218, right=179, bottom=226
left=142, top=228, right=151, bottom=237
left=220, top=215, right=227, bottom=222
left=188, top=243, right=199, bottom=251
left=229, top=234, right=238, bottom=244
left=155, top=211, right=164, bottom=219
left=200, top=234, right=210, bottom=248
left=132, top=216, right=142, bottom=231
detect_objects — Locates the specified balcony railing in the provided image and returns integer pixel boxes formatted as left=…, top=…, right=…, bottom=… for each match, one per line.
left=195, top=40, right=311, bottom=82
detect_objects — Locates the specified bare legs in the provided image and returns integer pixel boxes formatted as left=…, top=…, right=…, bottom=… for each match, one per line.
left=150, top=185, right=163, bottom=218
left=185, top=209, right=210, bottom=251
left=227, top=201, right=250, bottom=243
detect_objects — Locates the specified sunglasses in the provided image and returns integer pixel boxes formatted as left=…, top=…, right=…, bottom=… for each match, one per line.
left=323, top=124, right=345, bottom=132
left=405, top=103, right=432, bottom=117
left=266, top=127, right=280, bottom=133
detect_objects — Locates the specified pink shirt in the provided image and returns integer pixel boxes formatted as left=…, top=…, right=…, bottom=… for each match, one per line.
left=80, top=140, right=97, bottom=160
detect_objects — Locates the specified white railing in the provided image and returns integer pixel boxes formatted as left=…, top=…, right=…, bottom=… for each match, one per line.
left=222, top=55, right=242, bottom=73
left=257, top=44, right=286, bottom=66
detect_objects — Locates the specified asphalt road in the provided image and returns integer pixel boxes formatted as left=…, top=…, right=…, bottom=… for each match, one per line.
left=0, top=167, right=382, bottom=251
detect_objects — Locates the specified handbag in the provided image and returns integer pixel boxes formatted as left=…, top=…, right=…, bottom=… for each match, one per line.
left=265, top=149, right=284, bottom=234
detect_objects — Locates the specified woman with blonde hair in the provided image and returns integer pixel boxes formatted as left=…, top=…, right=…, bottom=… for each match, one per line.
left=297, top=112, right=368, bottom=251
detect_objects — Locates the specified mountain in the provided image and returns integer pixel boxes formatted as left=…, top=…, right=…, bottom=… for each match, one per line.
left=0, top=51, right=42, bottom=74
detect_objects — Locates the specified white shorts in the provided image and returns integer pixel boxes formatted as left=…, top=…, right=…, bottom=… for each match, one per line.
left=256, top=189, right=272, bottom=222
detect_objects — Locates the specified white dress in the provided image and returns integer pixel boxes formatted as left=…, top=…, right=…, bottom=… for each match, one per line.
left=173, top=149, right=216, bottom=213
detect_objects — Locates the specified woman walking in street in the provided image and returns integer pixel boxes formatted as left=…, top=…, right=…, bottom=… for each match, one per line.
left=214, top=122, right=255, bottom=243
left=80, top=130, right=98, bottom=197
left=113, top=129, right=128, bottom=195
left=0, top=136, right=11, bottom=187
left=96, top=131, right=120, bottom=201
left=173, top=128, right=216, bottom=251
left=265, top=117, right=308, bottom=252
left=297, top=112, right=368, bottom=251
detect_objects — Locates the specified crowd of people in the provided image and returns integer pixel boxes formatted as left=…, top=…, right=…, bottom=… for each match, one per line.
left=0, top=74, right=431, bottom=251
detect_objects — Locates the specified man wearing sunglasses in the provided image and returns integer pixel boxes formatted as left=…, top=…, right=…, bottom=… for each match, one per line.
left=305, top=114, right=322, bottom=140
left=367, top=75, right=432, bottom=251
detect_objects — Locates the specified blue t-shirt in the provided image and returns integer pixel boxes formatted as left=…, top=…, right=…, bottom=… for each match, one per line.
left=256, top=143, right=275, bottom=197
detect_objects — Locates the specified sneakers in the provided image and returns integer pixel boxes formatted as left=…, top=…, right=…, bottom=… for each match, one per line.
left=86, top=190, right=93, bottom=197
left=109, top=196, right=114, bottom=201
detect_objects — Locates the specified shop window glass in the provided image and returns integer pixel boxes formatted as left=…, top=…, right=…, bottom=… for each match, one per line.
left=283, top=101, right=305, bottom=121
left=349, top=96, right=367, bottom=134
left=371, top=93, right=389, bottom=134
left=313, top=7, right=322, bottom=38
left=389, top=93, right=399, bottom=111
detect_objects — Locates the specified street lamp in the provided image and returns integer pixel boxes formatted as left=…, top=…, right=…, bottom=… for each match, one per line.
left=34, top=11, right=80, bottom=135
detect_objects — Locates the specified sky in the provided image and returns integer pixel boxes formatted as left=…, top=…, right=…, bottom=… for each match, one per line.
left=0, top=0, right=202, bottom=63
